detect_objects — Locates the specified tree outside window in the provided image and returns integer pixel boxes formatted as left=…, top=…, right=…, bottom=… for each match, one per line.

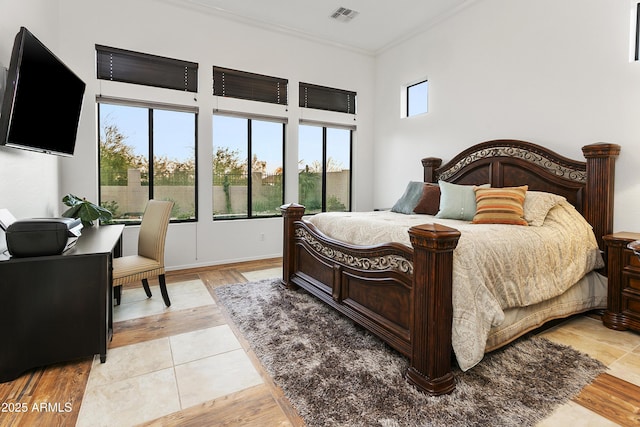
left=298, top=124, right=351, bottom=214
left=98, top=102, right=197, bottom=223
left=212, top=115, right=284, bottom=220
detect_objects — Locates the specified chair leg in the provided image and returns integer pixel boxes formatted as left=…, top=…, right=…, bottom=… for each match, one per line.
left=141, top=278, right=152, bottom=298
left=158, top=274, right=171, bottom=307
left=114, top=285, right=122, bottom=305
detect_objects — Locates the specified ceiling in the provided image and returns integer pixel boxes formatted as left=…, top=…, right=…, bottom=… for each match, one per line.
left=161, top=0, right=477, bottom=55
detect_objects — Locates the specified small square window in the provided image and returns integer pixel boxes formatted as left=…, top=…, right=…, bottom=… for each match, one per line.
left=407, top=80, right=428, bottom=117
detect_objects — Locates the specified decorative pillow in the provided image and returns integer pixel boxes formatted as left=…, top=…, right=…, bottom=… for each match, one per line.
left=435, top=181, right=489, bottom=221
left=472, top=185, right=528, bottom=225
left=523, top=191, right=567, bottom=226
left=391, top=181, right=425, bottom=214
left=413, top=183, right=440, bottom=215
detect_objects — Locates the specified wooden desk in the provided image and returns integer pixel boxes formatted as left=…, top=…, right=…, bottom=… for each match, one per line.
left=0, top=224, right=124, bottom=382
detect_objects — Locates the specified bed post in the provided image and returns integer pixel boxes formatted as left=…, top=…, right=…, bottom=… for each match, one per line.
left=581, top=143, right=620, bottom=251
left=406, top=223, right=461, bottom=395
left=421, top=157, right=442, bottom=183
left=280, top=203, right=305, bottom=289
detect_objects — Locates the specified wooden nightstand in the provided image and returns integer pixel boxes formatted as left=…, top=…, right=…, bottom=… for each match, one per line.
left=603, top=232, right=640, bottom=332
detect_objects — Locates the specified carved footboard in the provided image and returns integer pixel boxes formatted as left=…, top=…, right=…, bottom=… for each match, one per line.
left=280, top=203, right=461, bottom=395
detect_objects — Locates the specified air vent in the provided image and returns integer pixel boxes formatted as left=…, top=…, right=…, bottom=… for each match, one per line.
left=330, top=7, right=359, bottom=22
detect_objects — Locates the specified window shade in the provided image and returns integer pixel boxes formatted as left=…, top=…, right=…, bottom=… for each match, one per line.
left=96, top=45, right=198, bottom=93
left=299, top=82, right=356, bottom=114
left=213, top=67, right=288, bottom=105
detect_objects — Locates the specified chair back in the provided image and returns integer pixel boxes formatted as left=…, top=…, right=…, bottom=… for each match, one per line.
left=138, top=200, right=173, bottom=263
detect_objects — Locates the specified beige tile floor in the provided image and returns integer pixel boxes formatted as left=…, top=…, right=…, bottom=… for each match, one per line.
left=241, top=267, right=281, bottom=283
left=112, top=279, right=214, bottom=323
left=76, top=278, right=265, bottom=427
left=76, top=270, right=640, bottom=426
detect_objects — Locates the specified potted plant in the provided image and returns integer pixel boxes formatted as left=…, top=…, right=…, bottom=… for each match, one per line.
left=62, top=194, right=113, bottom=227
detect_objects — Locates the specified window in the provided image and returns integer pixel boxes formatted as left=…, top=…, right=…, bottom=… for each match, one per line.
left=98, top=101, right=198, bottom=223
left=298, top=124, right=352, bottom=214
left=407, top=80, right=428, bottom=117
left=212, top=114, right=285, bottom=219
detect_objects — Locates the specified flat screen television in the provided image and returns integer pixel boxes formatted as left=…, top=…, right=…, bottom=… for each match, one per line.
left=0, top=27, right=85, bottom=156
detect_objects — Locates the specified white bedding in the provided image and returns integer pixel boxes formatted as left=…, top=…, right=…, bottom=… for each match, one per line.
left=306, top=201, right=604, bottom=370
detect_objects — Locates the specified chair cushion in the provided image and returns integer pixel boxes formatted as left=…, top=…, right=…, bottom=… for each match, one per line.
left=112, top=255, right=164, bottom=286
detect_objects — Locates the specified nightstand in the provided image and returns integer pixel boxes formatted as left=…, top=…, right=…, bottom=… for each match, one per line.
left=603, top=232, right=640, bottom=332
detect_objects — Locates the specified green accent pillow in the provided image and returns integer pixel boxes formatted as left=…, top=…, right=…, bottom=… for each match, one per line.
left=435, top=181, right=489, bottom=221
left=391, top=181, right=424, bottom=214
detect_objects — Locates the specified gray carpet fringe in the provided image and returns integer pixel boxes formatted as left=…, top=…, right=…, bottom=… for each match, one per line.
left=215, top=279, right=606, bottom=427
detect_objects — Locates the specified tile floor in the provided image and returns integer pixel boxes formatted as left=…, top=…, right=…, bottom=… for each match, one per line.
left=75, top=270, right=640, bottom=426
left=76, top=278, right=266, bottom=427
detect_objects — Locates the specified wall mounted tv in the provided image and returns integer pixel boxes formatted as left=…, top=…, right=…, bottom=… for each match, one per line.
left=0, top=27, right=85, bottom=156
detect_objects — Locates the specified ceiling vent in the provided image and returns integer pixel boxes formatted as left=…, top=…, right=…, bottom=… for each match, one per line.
left=330, top=7, right=359, bottom=23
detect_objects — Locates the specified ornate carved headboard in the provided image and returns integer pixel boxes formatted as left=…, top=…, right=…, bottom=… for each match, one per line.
left=421, top=139, right=620, bottom=250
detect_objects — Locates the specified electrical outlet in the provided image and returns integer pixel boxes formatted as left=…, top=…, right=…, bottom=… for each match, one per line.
left=259, top=233, right=265, bottom=241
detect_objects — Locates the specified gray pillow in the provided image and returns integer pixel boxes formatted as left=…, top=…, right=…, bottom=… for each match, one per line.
left=391, top=181, right=424, bottom=214
left=435, top=180, right=489, bottom=220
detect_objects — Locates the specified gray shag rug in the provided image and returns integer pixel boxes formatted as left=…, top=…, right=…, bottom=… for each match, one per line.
left=214, top=279, right=606, bottom=427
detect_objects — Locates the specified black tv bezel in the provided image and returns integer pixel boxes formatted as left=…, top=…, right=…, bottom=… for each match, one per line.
left=0, top=27, right=86, bottom=157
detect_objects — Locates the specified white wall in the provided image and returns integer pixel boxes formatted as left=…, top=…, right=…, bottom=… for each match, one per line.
left=54, top=0, right=375, bottom=269
left=0, top=0, right=63, bottom=253
left=374, top=0, right=640, bottom=232
left=5, top=0, right=638, bottom=267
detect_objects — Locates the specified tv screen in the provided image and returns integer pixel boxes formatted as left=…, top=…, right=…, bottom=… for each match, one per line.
left=0, top=27, right=85, bottom=156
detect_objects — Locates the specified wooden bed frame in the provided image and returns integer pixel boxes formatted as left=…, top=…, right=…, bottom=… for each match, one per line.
left=280, top=139, right=620, bottom=396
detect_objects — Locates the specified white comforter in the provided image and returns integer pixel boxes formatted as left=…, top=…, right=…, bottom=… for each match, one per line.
left=306, top=201, right=604, bottom=370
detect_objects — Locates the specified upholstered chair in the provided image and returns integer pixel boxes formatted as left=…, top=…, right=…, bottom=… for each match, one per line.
left=112, top=200, right=173, bottom=307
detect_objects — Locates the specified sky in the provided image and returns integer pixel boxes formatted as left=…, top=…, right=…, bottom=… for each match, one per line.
left=212, top=115, right=351, bottom=174
left=408, top=80, right=428, bottom=117
left=99, top=103, right=194, bottom=161
left=100, top=103, right=351, bottom=174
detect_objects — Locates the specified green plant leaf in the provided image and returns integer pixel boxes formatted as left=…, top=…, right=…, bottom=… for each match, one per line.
left=61, top=194, right=113, bottom=226
left=62, top=205, right=82, bottom=218
left=62, top=194, right=84, bottom=207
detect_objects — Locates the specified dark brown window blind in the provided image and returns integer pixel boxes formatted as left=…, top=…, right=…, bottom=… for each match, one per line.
left=213, top=67, right=288, bottom=105
left=96, top=45, right=198, bottom=92
left=299, top=82, right=356, bottom=114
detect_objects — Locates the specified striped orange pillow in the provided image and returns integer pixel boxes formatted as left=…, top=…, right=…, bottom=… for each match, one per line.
left=472, top=185, right=528, bottom=225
